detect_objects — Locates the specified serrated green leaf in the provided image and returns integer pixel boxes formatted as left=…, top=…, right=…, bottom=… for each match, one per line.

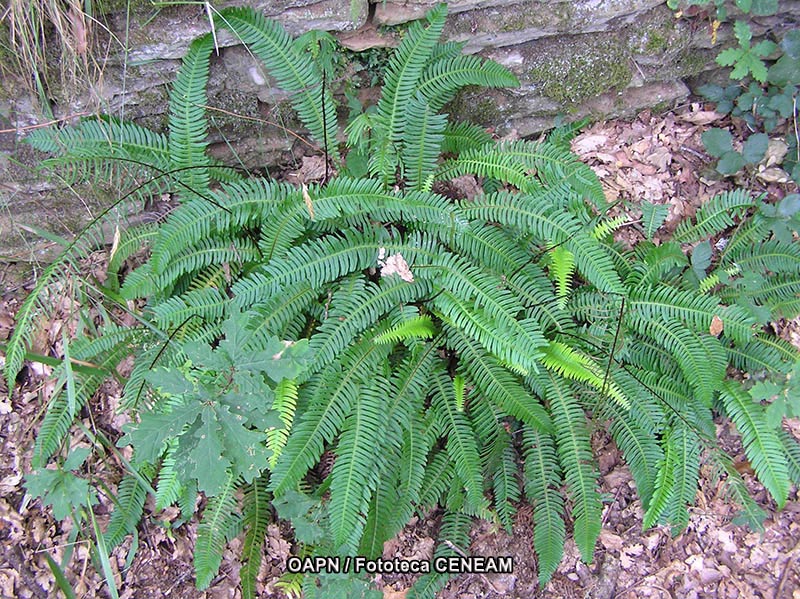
left=717, top=151, right=746, bottom=174
left=742, top=134, right=768, bottom=164
left=189, top=410, right=231, bottom=495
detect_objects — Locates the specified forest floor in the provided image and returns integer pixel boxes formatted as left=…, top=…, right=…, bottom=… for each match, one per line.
left=1, top=103, right=799, bottom=599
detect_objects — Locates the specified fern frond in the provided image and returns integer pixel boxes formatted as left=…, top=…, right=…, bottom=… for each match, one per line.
left=168, top=33, right=214, bottom=196
left=540, top=371, right=601, bottom=563
left=435, top=147, right=531, bottom=189
left=665, top=424, right=702, bottom=531
left=401, top=95, right=447, bottom=190
left=155, top=440, right=182, bottom=510
left=267, top=379, right=298, bottom=468
left=240, top=478, right=271, bottom=599
left=549, top=245, right=576, bottom=309
left=440, top=121, right=493, bottom=154
left=432, top=372, right=487, bottom=512
left=329, top=376, right=392, bottom=551
left=416, top=54, right=518, bottom=111
left=377, top=3, right=447, bottom=144
left=445, top=325, right=552, bottom=432
left=672, top=189, right=756, bottom=243
left=269, top=339, right=391, bottom=496
left=374, top=315, right=436, bottom=345
left=215, top=8, right=339, bottom=162
left=523, top=427, right=565, bottom=586
left=461, top=191, right=625, bottom=294
left=485, top=428, right=520, bottom=532
left=104, top=472, right=150, bottom=549
left=720, top=380, right=790, bottom=507
left=194, top=473, right=240, bottom=590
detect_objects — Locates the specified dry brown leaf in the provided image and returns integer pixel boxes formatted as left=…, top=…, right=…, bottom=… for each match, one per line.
left=302, top=183, right=315, bottom=220
left=678, top=110, right=722, bottom=125
left=383, top=588, right=409, bottom=599
left=709, top=315, right=724, bottom=337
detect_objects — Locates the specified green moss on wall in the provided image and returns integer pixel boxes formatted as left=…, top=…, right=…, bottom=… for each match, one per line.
left=528, top=36, right=632, bottom=105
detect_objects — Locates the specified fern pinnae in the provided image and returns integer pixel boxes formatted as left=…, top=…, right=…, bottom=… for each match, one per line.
left=195, top=472, right=240, bottom=590
left=523, top=427, right=565, bottom=586
left=720, top=380, right=790, bottom=507
left=665, top=423, right=702, bottom=531
left=155, top=439, right=182, bottom=510
left=401, top=95, right=447, bottom=190
left=267, top=379, right=299, bottom=468
left=104, top=473, right=150, bottom=549
left=215, top=8, right=339, bottom=163
left=539, top=371, right=601, bottom=563
left=240, top=478, right=271, bottom=599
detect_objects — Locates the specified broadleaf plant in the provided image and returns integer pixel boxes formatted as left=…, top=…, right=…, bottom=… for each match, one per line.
left=8, top=3, right=800, bottom=596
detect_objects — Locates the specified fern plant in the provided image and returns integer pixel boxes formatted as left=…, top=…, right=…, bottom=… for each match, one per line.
left=9, top=4, right=800, bottom=597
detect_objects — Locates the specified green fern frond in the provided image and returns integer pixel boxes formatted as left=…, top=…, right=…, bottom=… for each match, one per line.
left=435, top=147, right=532, bottom=189
left=523, top=427, right=565, bottom=586
left=269, top=339, right=391, bottom=496
left=195, top=473, right=240, bottom=590
left=168, top=33, right=214, bottom=196
left=329, top=376, right=392, bottom=551
left=377, top=3, right=447, bottom=144
left=665, top=424, right=702, bottom=531
left=444, top=324, right=552, bottom=432
left=416, top=54, right=519, bottom=111
left=431, top=372, right=487, bottom=512
left=485, top=428, right=520, bottom=532
left=401, top=96, right=447, bottom=190
left=215, top=8, right=339, bottom=163
left=461, top=191, right=625, bottom=294
left=440, top=121, right=493, bottom=154
left=540, top=371, right=601, bottom=563
left=240, top=478, right=271, bottom=599
left=104, top=472, right=150, bottom=549
left=720, top=380, right=790, bottom=507
left=155, top=440, right=182, bottom=510
left=673, top=189, right=756, bottom=243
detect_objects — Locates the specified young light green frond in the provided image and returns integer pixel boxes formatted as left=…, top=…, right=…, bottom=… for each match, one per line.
left=104, top=473, right=150, bottom=549
left=401, top=96, right=447, bottom=190
left=415, top=54, right=519, bottom=111
left=720, top=380, right=790, bottom=507
left=539, top=341, right=628, bottom=409
left=329, top=376, right=392, bottom=551
left=445, top=325, right=552, bottom=432
left=267, top=379, right=298, bottom=468
left=549, top=245, right=576, bottom=310
left=592, top=215, right=627, bottom=240
left=441, top=121, right=494, bottom=154
left=461, top=191, right=625, bottom=294
left=522, top=427, right=565, bottom=586
left=431, top=372, right=488, bottom=512
left=215, top=8, right=339, bottom=162
left=195, top=473, right=240, bottom=590
left=540, top=371, right=601, bottom=563
left=240, top=478, right=271, bottom=599
left=168, top=33, right=214, bottom=196
left=374, top=315, right=436, bottom=345
left=673, top=189, right=756, bottom=243
left=377, top=3, right=447, bottom=143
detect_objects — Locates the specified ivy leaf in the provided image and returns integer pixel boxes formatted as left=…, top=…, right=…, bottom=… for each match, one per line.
left=641, top=201, right=668, bottom=239
left=751, top=0, right=778, bottom=15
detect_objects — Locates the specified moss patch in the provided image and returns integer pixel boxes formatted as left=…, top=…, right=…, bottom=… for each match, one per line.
left=444, top=86, right=503, bottom=125
left=527, top=35, right=632, bottom=106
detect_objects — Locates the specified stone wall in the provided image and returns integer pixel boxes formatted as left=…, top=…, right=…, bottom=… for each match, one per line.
left=1, top=0, right=799, bottom=260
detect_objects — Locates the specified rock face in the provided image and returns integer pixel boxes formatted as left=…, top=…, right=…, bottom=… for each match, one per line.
left=0, top=0, right=798, bottom=258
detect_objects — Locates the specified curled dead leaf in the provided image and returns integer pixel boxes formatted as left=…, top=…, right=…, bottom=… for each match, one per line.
left=710, top=315, right=724, bottom=337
